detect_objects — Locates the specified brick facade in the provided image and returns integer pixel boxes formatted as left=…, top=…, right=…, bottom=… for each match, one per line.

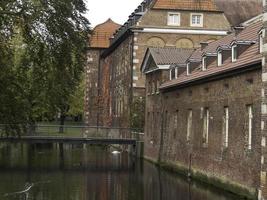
left=142, top=20, right=263, bottom=198
left=260, top=0, right=267, bottom=199
left=97, top=0, right=232, bottom=130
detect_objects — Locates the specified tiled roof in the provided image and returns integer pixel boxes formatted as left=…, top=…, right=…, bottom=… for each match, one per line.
left=160, top=21, right=262, bottom=90
left=89, top=19, right=121, bottom=48
left=153, top=0, right=219, bottom=11
left=215, top=0, right=262, bottom=26
left=150, top=47, right=194, bottom=65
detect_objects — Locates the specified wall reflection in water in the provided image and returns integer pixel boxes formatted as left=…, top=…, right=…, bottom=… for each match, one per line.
left=0, top=143, right=239, bottom=200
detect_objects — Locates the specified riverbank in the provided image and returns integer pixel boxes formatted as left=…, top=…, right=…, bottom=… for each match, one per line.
left=143, top=156, right=257, bottom=200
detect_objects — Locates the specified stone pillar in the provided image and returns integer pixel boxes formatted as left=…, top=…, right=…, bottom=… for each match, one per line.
left=261, top=1, right=267, bottom=199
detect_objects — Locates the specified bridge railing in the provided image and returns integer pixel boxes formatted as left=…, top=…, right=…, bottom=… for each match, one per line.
left=0, top=124, right=144, bottom=141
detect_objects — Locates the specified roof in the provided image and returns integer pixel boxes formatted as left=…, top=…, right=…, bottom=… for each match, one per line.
left=189, top=21, right=261, bottom=61
left=153, top=0, right=219, bottom=11
left=214, top=0, right=262, bottom=26
left=150, top=47, right=194, bottom=65
left=89, top=19, right=121, bottom=48
left=158, top=21, right=262, bottom=90
left=152, top=0, right=262, bottom=26
left=141, top=47, right=194, bottom=73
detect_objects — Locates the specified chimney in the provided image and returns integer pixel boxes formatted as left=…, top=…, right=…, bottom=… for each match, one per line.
left=234, top=26, right=244, bottom=36
left=200, top=42, right=209, bottom=51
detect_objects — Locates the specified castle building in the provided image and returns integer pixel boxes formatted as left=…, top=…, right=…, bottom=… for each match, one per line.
left=85, top=0, right=261, bottom=129
left=141, top=19, right=263, bottom=199
left=85, top=19, right=120, bottom=126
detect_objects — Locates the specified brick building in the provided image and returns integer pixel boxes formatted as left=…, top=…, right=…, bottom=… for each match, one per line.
left=85, top=0, right=262, bottom=129
left=85, top=19, right=120, bottom=126
left=141, top=20, right=263, bottom=198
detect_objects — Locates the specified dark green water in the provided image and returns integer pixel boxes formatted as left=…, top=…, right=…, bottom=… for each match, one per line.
left=0, top=143, right=241, bottom=200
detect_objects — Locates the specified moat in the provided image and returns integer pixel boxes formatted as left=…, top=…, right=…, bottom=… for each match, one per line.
left=0, top=143, right=242, bottom=200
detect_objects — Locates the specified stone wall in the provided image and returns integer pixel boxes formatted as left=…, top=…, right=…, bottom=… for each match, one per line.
left=138, top=9, right=230, bottom=30
left=261, top=0, right=267, bottom=199
left=101, top=36, right=133, bottom=128
left=85, top=49, right=101, bottom=126
left=145, top=68, right=262, bottom=196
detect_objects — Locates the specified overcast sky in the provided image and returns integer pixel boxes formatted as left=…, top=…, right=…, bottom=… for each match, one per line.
left=85, top=0, right=143, bottom=27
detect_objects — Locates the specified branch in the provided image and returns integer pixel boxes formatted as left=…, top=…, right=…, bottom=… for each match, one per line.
left=0, top=10, right=21, bottom=16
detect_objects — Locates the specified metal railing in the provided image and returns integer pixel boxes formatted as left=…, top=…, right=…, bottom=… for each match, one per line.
left=0, top=124, right=144, bottom=141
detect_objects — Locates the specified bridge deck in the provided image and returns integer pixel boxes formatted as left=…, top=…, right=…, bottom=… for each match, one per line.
left=0, top=136, right=137, bottom=145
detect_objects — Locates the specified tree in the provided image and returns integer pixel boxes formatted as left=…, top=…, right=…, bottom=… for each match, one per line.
left=0, top=0, right=90, bottom=136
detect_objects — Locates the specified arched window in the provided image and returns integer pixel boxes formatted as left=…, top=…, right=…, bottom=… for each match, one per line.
left=147, top=37, right=165, bottom=47
left=176, top=38, right=194, bottom=49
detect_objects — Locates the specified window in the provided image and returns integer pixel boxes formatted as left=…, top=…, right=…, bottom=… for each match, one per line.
left=191, top=13, right=203, bottom=27
left=156, top=80, right=160, bottom=94
left=247, top=105, right=253, bottom=150
left=170, top=68, right=176, bottom=80
left=260, top=32, right=264, bottom=53
left=168, top=13, right=180, bottom=26
left=187, top=109, right=192, bottom=142
left=152, top=81, right=155, bottom=94
left=202, top=56, right=207, bottom=71
left=174, top=110, right=178, bottom=138
left=218, top=51, right=223, bottom=66
left=203, top=108, right=209, bottom=146
left=222, top=107, right=229, bottom=148
left=186, top=63, right=190, bottom=75
left=232, top=45, right=237, bottom=62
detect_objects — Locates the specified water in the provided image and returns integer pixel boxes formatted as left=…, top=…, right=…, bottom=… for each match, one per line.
left=0, top=143, right=241, bottom=200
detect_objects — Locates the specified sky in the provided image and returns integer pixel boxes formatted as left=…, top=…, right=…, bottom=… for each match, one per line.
left=85, top=0, right=143, bottom=27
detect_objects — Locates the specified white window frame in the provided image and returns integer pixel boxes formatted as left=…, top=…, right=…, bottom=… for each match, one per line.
left=232, top=45, right=237, bottom=62
left=202, top=56, right=207, bottom=71
left=186, top=63, right=190, bottom=75
left=218, top=51, right=222, bottom=66
left=260, top=32, right=264, bottom=53
left=223, top=107, right=229, bottom=148
left=248, top=105, right=253, bottom=150
left=203, top=108, right=209, bottom=146
left=187, top=109, right=192, bottom=141
left=190, top=13, right=203, bottom=27
left=167, top=12, right=181, bottom=26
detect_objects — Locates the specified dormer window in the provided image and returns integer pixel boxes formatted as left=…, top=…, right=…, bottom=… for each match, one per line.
left=232, top=45, right=237, bottom=62
left=168, top=13, right=180, bottom=26
left=202, top=57, right=207, bottom=71
left=170, top=68, right=176, bottom=80
left=260, top=31, right=264, bottom=53
left=217, top=51, right=222, bottom=66
left=191, top=13, right=203, bottom=27
left=187, top=63, right=190, bottom=75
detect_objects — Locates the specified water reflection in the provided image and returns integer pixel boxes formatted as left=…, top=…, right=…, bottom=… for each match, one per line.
left=0, top=143, right=240, bottom=200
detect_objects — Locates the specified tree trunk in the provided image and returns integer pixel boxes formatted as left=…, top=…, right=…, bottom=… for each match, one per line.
left=59, top=114, right=65, bottom=133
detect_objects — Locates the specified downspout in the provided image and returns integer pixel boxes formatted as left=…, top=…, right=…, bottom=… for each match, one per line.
left=97, top=50, right=101, bottom=127
left=129, top=31, right=134, bottom=129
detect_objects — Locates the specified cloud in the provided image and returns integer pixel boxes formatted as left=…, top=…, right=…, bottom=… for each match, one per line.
left=85, top=0, right=143, bottom=27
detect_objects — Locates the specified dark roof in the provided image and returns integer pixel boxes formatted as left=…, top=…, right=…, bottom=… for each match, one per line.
left=149, top=47, right=194, bottom=65
left=215, top=0, right=262, bottom=26
left=160, top=21, right=262, bottom=90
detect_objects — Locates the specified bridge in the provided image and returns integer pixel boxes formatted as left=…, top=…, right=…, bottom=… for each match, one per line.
left=0, top=125, right=144, bottom=157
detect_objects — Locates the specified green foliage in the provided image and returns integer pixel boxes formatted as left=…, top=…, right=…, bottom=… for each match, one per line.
left=130, top=97, right=145, bottom=132
left=67, top=75, right=85, bottom=117
left=0, top=0, right=90, bottom=135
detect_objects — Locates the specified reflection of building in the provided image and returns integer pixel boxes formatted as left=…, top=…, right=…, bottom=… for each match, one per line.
left=85, top=0, right=263, bottom=129
left=141, top=18, right=263, bottom=199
